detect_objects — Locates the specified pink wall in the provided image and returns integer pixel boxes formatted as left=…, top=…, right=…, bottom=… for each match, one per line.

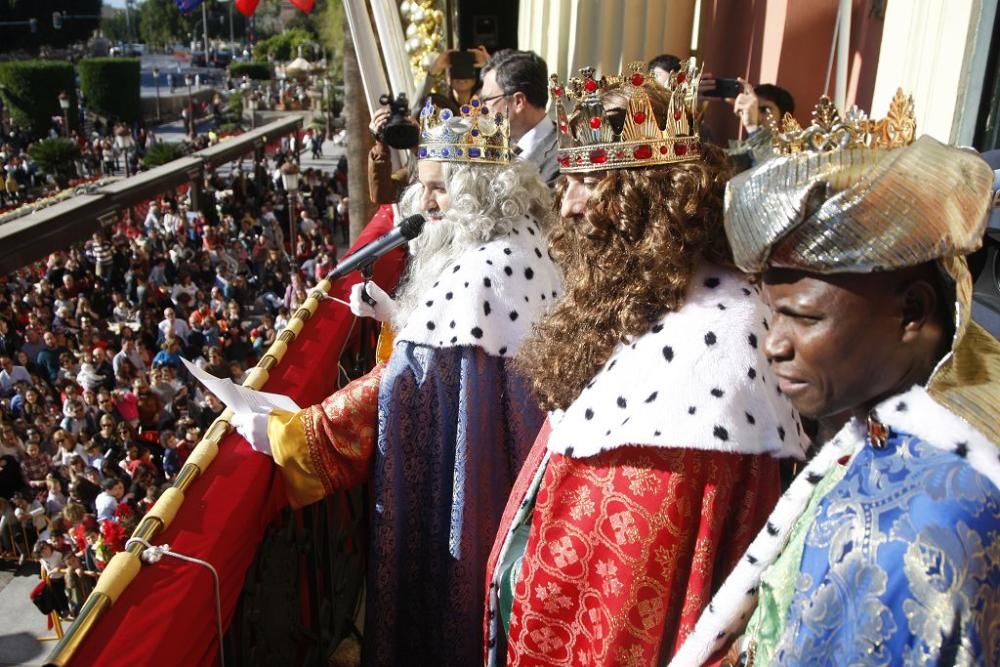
left=697, top=0, right=884, bottom=144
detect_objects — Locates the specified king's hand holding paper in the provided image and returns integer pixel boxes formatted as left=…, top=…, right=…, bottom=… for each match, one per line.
left=228, top=411, right=273, bottom=456
left=182, top=359, right=301, bottom=457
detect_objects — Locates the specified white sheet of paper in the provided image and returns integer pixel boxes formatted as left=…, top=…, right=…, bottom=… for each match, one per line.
left=182, top=358, right=302, bottom=415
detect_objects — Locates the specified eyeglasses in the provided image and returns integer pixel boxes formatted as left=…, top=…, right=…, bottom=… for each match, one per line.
left=478, top=93, right=510, bottom=106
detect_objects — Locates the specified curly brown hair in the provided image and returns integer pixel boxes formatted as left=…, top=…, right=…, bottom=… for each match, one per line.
left=516, top=139, right=734, bottom=412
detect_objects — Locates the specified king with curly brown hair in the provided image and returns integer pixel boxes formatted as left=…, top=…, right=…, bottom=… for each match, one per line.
left=482, top=60, right=809, bottom=666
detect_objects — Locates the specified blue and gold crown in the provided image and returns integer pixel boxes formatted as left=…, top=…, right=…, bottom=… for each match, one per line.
left=550, top=59, right=702, bottom=173
left=417, top=97, right=513, bottom=164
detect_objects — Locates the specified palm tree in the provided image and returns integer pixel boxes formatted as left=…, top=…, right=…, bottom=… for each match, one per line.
left=342, top=25, right=376, bottom=244
left=28, top=138, right=81, bottom=188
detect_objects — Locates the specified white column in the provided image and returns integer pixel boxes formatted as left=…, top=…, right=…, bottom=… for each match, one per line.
left=872, top=0, right=997, bottom=144
left=370, top=0, right=417, bottom=104
left=834, top=0, right=851, bottom=111
left=519, top=0, right=696, bottom=81
left=343, top=0, right=392, bottom=115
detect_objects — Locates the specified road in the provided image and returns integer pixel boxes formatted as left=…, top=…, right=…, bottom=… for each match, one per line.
left=139, top=52, right=227, bottom=98
left=0, top=562, right=58, bottom=667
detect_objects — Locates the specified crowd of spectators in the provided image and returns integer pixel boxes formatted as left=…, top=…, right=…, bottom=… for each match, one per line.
left=0, top=141, right=348, bottom=618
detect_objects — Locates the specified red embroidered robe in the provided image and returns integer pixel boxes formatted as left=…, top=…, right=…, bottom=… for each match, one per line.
left=485, top=423, right=780, bottom=666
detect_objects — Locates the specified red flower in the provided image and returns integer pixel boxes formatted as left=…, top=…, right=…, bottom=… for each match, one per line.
left=100, top=518, right=128, bottom=552
left=114, top=503, right=134, bottom=521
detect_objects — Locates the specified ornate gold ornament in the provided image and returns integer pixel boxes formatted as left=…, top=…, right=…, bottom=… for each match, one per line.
left=549, top=59, right=703, bottom=173
left=768, top=88, right=916, bottom=154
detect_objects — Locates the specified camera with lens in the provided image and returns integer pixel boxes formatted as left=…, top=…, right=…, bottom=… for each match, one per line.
left=377, top=93, right=420, bottom=150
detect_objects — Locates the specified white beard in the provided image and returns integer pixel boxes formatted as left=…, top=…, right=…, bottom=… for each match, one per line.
left=392, top=210, right=510, bottom=331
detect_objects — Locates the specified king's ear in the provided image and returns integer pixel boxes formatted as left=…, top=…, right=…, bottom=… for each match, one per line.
left=899, top=279, right=938, bottom=344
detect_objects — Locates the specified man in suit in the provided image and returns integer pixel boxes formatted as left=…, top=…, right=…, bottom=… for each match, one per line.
left=480, top=50, right=559, bottom=186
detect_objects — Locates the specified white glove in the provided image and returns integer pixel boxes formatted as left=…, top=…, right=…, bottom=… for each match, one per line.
left=349, top=281, right=397, bottom=322
left=229, top=411, right=273, bottom=457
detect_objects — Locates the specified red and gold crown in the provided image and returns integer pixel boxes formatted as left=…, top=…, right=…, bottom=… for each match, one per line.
left=550, top=59, right=702, bottom=173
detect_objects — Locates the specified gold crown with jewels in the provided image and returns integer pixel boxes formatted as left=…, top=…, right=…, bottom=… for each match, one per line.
left=417, top=96, right=513, bottom=164
left=768, top=88, right=916, bottom=154
left=550, top=58, right=703, bottom=173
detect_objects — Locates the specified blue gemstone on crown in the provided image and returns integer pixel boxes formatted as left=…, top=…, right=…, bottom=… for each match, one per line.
left=468, top=148, right=481, bottom=158
left=461, top=105, right=470, bottom=114
left=471, top=99, right=480, bottom=107
left=481, top=107, right=488, bottom=115
left=441, top=148, right=450, bottom=157
left=456, top=149, right=463, bottom=156
left=470, top=129, right=479, bottom=137
left=441, top=109, right=452, bottom=120
left=418, top=147, right=428, bottom=158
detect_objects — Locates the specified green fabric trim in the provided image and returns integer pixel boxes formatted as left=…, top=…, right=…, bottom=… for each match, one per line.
left=498, top=522, right=531, bottom=634
left=495, top=455, right=549, bottom=640
left=745, top=462, right=847, bottom=665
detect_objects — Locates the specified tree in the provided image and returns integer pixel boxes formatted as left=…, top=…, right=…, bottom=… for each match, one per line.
left=0, top=61, right=77, bottom=136
left=342, top=24, right=374, bottom=243
left=229, top=62, right=271, bottom=81
left=79, top=58, right=141, bottom=124
left=135, top=0, right=247, bottom=51
left=316, top=0, right=344, bottom=84
left=29, top=138, right=81, bottom=187
left=100, top=9, right=133, bottom=43
left=142, top=142, right=189, bottom=168
left=0, top=0, right=102, bottom=54
left=253, top=28, right=318, bottom=62
left=137, top=0, right=190, bottom=50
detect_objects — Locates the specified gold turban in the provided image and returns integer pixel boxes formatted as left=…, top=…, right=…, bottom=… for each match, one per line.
left=724, top=91, right=999, bottom=442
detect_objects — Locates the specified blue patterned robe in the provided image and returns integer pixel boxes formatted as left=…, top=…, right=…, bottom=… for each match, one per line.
left=361, top=343, right=543, bottom=667
left=774, top=429, right=1000, bottom=666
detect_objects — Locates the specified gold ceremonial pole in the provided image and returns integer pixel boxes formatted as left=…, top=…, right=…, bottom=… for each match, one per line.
left=45, top=277, right=336, bottom=666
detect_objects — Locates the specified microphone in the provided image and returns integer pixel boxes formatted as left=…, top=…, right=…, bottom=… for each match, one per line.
left=327, top=213, right=426, bottom=281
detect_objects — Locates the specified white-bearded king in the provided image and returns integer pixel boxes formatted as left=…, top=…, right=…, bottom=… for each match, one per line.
left=233, top=98, right=561, bottom=667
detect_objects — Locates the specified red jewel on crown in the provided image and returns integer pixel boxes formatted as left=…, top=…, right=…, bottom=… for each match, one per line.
left=584, top=78, right=598, bottom=93
left=659, top=145, right=669, bottom=154
left=675, top=144, right=688, bottom=156
left=633, top=112, right=646, bottom=124
left=553, top=86, right=563, bottom=97
left=677, top=72, right=686, bottom=83
left=633, top=145, right=652, bottom=160
left=673, top=110, right=683, bottom=121
left=630, top=73, right=644, bottom=86
left=589, top=117, right=602, bottom=129
left=589, top=148, right=607, bottom=164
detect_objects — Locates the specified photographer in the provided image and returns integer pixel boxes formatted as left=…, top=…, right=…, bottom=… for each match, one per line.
left=367, top=47, right=489, bottom=206
left=418, top=46, right=489, bottom=111
left=728, top=78, right=796, bottom=171
left=367, top=99, right=418, bottom=206
left=367, top=92, right=453, bottom=206
left=733, top=78, right=795, bottom=133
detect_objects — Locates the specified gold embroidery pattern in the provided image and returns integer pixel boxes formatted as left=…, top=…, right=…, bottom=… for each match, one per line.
left=565, top=485, right=596, bottom=521
left=774, top=436, right=1000, bottom=666
left=506, top=446, right=781, bottom=665
left=901, top=522, right=992, bottom=666
left=303, top=364, right=384, bottom=494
